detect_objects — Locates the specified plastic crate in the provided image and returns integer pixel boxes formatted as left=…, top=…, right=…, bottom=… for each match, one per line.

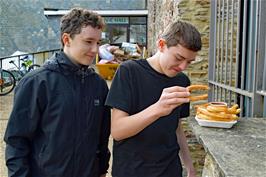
left=95, top=63, right=119, bottom=80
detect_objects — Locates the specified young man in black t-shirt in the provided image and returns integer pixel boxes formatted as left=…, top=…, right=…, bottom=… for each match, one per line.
left=105, top=20, right=202, bottom=177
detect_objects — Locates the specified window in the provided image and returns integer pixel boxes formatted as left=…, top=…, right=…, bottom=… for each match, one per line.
left=103, top=25, right=128, bottom=44
left=102, top=16, right=147, bottom=47
left=129, top=17, right=147, bottom=46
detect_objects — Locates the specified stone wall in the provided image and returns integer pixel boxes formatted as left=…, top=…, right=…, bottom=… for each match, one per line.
left=201, top=153, right=225, bottom=177
left=147, top=0, right=210, bottom=84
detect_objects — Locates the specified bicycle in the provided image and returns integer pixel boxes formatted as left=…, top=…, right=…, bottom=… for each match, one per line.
left=0, top=56, right=40, bottom=96
left=0, top=68, right=16, bottom=96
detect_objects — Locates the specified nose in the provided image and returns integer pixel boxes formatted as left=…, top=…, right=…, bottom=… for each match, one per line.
left=179, top=61, right=188, bottom=71
left=91, top=43, right=99, bottom=53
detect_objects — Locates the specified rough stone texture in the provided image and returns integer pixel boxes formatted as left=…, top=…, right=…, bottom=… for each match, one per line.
left=202, top=153, right=224, bottom=177
left=147, top=0, right=210, bottom=85
left=188, top=117, right=266, bottom=177
left=182, top=120, right=206, bottom=176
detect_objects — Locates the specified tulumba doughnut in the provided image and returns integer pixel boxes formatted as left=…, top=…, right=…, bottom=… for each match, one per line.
left=187, top=85, right=209, bottom=101
left=189, top=94, right=208, bottom=101
left=197, top=113, right=237, bottom=122
left=194, top=103, right=209, bottom=111
left=195, top=101, right=241, bottom=122
left=227, top=104, right=240, bottom=114
left=187, top=85, right=209, bottom=91
left=206, top=102, right=228, bottom=112
left=197, top=106, right=238, bottom=120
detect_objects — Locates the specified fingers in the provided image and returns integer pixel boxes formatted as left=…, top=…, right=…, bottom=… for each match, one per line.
left=155, top=86, right=190, bottom=117
left=162, top=87, right=190, bottom=103
left=163, top=90, right=190, bottom=100
left=163, top=85, right=189, bottom=93
left=187, top=85, right=209, bottom=91
left=160, top=86, right=190, bottom=105
left=166, top=97, right=190, bottom=105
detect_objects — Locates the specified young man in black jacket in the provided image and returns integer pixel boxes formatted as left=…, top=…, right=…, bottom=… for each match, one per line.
left=105, top=21, right=201, bottom=177
left=4, top=8, right=111, bottom=177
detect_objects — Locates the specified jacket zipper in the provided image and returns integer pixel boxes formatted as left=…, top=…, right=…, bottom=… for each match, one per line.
left=73, top=76, right=83, bottom=176
left=73, top=70, right=86, bottom=176
left=81, top=68, right=86, bottom=84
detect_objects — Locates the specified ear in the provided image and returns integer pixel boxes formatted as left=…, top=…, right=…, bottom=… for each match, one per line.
left=157, top=38, right=166, bottom=52
left=62, top=33, right=71, bottom=47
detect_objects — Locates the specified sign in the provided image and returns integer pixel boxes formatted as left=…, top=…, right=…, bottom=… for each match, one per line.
left=104, top=17, right=129, bottom=24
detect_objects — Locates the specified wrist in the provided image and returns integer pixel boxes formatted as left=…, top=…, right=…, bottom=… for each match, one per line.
left=187, top=167, right=196, bottom=176
left=148, top=103, right=164, bottom=119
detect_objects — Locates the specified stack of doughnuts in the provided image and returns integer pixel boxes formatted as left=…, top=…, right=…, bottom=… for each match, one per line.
left=187, top=85, right=209, bottom=101
left=196, top=102, right=241, bottom=122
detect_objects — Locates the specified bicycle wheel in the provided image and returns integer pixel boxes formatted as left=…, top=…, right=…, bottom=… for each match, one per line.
left=28, top=64, right=40, bottom=72
left=0, top=69, right=16, bottom=96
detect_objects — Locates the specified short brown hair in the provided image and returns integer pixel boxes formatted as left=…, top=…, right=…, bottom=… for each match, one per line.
left=60, top=8, right=105, bottom=46
left=161, top=20, right=202, bottom=51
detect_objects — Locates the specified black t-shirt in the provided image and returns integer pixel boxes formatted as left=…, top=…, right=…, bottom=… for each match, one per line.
left=105, top=59, right=190, bottom=177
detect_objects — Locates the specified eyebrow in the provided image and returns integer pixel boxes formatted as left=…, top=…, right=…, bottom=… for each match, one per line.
left=176, top=53, right=186, bottom=60
left=83, top=37, right=102, bottom=42
left=176, top=53, right=195, bottom=62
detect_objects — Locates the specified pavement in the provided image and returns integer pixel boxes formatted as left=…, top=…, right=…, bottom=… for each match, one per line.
left=0, top=92, right=13, bottom=177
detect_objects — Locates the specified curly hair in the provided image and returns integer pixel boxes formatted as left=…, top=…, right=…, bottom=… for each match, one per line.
left=60, top=8, right=105, bottom=46
left=160, top=20, right=202, bottom=52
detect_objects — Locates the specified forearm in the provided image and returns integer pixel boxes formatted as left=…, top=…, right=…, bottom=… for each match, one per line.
left=111, top=104, right=161, bottom=141
left=111, top=85, right=190, bottom=141
left=176, top=120, right=196, bottom=175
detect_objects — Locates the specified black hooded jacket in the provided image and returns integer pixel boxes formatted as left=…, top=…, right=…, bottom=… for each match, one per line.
left=4, top=52, right=111, bottom=177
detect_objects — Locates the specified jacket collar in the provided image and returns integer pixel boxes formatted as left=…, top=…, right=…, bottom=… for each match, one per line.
left=43, top=51, right=95, bottom=77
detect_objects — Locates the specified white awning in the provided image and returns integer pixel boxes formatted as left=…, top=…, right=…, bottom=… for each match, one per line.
left=44, top=10, right=148, bottom=16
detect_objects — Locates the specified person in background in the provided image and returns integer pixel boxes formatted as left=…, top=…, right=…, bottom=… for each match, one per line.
left=4, top=8, right=110, bottom=177
left=105, top=20, right=202, bottom=177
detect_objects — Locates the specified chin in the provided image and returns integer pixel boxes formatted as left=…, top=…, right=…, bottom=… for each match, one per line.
left=82, top=60, right=94, bottom=66
left=164, top=72, right=175, bottom=78
left=168, top=74, right=177, bottom=78
left=166, top=70, right=179, bottom=77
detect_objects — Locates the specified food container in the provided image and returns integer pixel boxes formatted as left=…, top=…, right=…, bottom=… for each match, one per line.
left=195, top=101, right=239, bottom=128
left=208, top=102, right=227, bottom=107
left=195, top=116, right=237, bottom=129
left=95, top=54, right=119, bottom=80
left=95, top=63, right=119, bottom=80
